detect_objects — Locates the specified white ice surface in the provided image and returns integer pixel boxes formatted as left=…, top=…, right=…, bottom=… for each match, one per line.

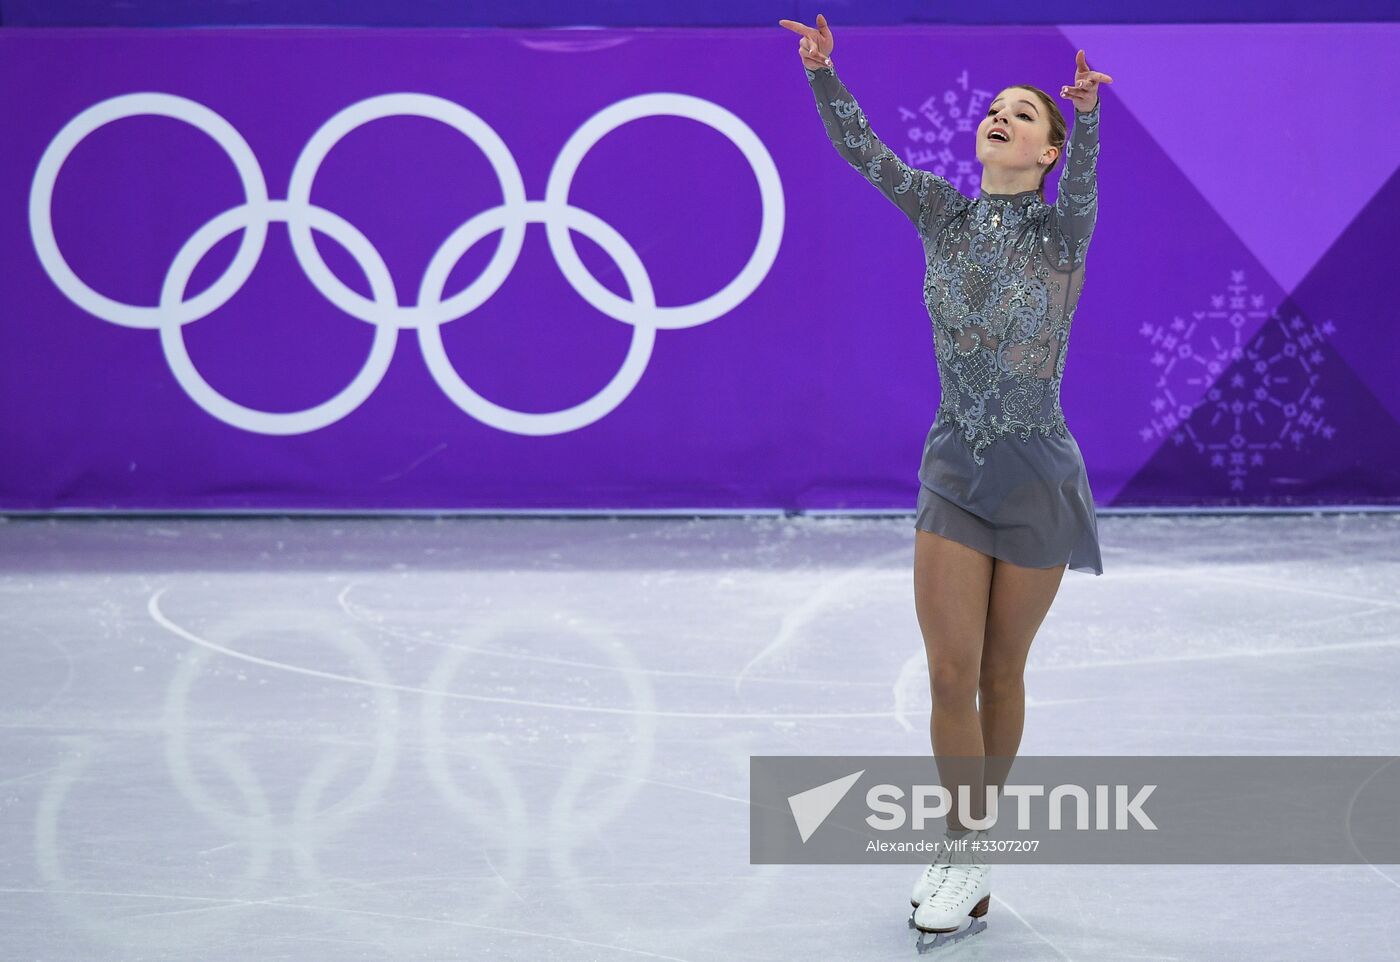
left=1, top=512, right=1398, bottom=961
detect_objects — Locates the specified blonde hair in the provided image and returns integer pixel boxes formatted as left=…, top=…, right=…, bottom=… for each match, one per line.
left=1006, top=84, right=1066, bottom=201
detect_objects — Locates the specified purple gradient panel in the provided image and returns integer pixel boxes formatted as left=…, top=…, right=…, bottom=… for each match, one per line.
left=1, top=27, right=1395, bottom=510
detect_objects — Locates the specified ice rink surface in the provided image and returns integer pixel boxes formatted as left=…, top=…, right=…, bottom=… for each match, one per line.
left=2, top=511, right=1398, bottom=961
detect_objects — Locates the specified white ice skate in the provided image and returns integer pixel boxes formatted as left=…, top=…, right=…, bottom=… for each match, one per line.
left=907, top=863, right=991, bottom=952
left=909, top=827, right=990, bottom=907
left=907, top=827, right=991, bottom=952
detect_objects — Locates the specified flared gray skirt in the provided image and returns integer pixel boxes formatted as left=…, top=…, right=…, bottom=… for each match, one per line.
left=914, top=417, right=1104, bottom=575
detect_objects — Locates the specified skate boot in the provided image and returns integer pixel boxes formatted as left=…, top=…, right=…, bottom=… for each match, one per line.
left=907, top=828, right=991, bottom=952
left=908, top=864, right=990, bottom=952
left=909, top=826, right=990, bottom=906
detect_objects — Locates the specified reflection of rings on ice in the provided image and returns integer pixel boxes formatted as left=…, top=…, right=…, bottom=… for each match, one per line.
left=34, top=735, right=272, bottom=950
left=154, top=592, right=400, bottom=838
left=415, top=606, right=658, bottom=839
left=149, top=586, right=530, bottom=950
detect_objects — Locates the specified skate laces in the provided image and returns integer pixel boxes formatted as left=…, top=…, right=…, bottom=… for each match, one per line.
left=921, top=866, right=975, bottom=910
left=920, top=841, right=958, bottom=884
left=919, top=860, right=951, bottom=888
left=920, top=827, right=988, bottom=907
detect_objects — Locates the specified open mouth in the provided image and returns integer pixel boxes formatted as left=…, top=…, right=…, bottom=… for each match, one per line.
left=987, top=130, right=1010, bottom=143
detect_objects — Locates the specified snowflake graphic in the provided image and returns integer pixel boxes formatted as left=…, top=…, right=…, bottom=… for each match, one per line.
left=895, top=69, right=995, bottom=195
left=1138, top=269, right=1338, bottom=492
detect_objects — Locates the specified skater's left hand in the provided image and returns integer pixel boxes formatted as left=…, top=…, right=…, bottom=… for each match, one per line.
left=1060, top=49, right=1112, bottom=113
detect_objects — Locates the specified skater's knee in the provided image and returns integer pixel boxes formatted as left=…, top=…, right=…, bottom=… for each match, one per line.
left=977, top=671, right=1024, bottom=703
left=929, top=660, right=979, bottom=704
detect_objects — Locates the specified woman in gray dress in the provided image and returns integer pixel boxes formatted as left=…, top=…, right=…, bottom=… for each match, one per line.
left=780, top=13, right=1113, bottom=947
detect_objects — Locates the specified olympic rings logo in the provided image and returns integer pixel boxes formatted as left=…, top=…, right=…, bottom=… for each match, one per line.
left=30, top=92, right=785, bottom=435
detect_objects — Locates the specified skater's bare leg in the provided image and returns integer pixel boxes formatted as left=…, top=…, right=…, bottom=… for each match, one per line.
left=978, top=556, right=1066, bottom=808
left=913, top=528, right=994, bottom=832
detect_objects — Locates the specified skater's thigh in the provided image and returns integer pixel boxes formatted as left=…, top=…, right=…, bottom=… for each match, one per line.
left=981, top=556, right=1066, bottom=686
left=913, top=529, right=994, bottom=677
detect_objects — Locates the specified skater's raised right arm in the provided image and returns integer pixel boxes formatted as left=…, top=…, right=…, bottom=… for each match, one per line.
left=779, top=14, right=960, bottom=236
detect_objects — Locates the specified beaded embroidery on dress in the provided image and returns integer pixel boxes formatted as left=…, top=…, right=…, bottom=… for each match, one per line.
left=806, top=63, right=1099, bottom=466
left=806, top=62, right=1105, bottom=575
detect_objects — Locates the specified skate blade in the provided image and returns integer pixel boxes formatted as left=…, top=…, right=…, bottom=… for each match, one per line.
left=906, top=895, right=990, bottom=952
left=910, top=917, right=986, bottom=953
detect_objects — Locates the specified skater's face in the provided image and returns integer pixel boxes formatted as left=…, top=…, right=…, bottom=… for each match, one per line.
left=977, top=88, right=1058, bottom=176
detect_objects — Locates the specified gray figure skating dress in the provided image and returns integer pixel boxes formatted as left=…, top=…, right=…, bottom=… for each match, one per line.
left=807, top=63, right=1104, bottom=575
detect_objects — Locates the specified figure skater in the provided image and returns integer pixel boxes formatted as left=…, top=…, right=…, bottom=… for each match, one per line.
left=779, top=13, right=1113, bottom=951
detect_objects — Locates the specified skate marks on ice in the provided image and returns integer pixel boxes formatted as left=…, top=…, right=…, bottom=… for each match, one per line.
left=131, top=582, right=789, bottom=956
left=5, top=513, right=1400, bottom=960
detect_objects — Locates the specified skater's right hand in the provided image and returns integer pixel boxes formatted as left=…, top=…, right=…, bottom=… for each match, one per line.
left=778, top=13, right=835, bottom=71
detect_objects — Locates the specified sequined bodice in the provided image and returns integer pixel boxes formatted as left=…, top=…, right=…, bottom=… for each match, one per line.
left=805, top=64, right=1101, bottom=465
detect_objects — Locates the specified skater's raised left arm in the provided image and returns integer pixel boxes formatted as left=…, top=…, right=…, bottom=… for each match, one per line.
left=1048, top=50, right=1113, bottom=270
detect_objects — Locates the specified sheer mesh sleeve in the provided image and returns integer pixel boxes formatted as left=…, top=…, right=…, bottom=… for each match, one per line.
left=805, top=63, right=960, bottom=236
left=1045, top=99, right=1100, bottom=270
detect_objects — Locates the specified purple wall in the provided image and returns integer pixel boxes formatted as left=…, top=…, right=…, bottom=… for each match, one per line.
left=3, top=25, right=1398, bottom=511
